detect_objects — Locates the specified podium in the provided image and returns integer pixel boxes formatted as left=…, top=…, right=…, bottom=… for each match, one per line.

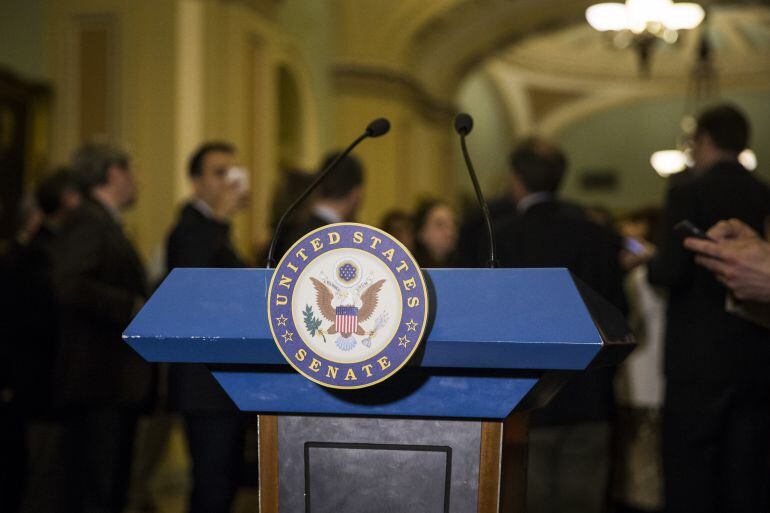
left=124, top=267, right=632, bottom=512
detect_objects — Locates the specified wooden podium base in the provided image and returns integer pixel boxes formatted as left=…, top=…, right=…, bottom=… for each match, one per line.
left=258, top=413, right=529, bottom=513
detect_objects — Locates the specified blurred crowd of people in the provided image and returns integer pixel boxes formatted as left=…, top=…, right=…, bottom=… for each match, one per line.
left=2, top=102, right=770, bottom=513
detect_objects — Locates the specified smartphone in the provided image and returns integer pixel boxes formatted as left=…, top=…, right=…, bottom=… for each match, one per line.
left=674, top=220, right=714, bottom=242
left=226, top=166, right=249, bottom=194
left=623, top=237, right=647, bottom=256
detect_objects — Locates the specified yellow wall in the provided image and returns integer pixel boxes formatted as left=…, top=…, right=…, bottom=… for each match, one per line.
left=42, top=0, right=324, bottom=260
left=333, top=80, right=455, bottom=226
left=33, top=0, right=464, bottom=263
left=48, top=0, right=180, bottom=260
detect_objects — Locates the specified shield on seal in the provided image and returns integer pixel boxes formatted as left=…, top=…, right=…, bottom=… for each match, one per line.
left=335, top=305, right=359, bottom=336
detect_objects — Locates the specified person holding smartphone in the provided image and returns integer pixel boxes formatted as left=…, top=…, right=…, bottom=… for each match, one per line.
left=165, top=142, right=250, bottom=513
left=647, top=105, right=770, bottom=513
left=684, top=218, right=770, bottom=302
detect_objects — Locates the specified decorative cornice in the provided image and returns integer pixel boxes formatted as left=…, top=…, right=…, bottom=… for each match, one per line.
left=220, top=0, right=282, bottom=19
left=332, top=64, right=456, bottom=122
left=0, top=67, right=51, bottom=98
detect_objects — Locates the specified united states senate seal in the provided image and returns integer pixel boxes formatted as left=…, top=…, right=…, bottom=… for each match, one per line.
left=267, top=223, right=428, bottom=389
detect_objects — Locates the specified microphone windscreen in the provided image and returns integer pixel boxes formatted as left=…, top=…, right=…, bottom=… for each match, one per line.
left=454, top=113, right=474, bottom=135
left=366, top=118, right=391, bottom=137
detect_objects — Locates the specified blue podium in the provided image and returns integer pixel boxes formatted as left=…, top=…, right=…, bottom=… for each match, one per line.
left=124, top=267, right=632, bottom=512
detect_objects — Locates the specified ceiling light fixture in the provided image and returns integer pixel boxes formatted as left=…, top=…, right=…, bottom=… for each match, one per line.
left=586, top=0, right=705, bottom=75
left=651, top=148, right=757, bottom=177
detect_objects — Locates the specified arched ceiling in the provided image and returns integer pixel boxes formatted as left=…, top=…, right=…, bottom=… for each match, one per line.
left=327, top=0, right=465, bottom=68
left=326, top=0, right=594, bottom=103
left=496, top=4, right=770, bottom=90
left=475, top=3, right=770, bottom=138
left=394, top=0, right=770, bottom=101
left=325, top=0, right=770, bottom=119
left=402, top=0, right=595, bottom=100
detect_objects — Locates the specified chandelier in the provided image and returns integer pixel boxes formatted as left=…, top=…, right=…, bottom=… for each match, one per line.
left=586, top=0, right=706, bottom=75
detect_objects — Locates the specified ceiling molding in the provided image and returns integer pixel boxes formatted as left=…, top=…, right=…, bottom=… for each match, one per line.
left=404, top=0, right=594, bottom=100
left=220, top=0, right=282, bottom=19
left=526, top=86, right=587, bottom=127
left=332, top=63, right=456, bottom=123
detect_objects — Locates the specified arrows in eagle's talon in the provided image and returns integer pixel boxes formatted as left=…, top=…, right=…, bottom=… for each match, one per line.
left=361, top=330, right=376, bottom=348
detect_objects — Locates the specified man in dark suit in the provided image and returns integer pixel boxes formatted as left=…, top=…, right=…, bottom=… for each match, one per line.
left=12, top=170, right=82, bottom=513
left=51, top=143, right=153, bottom=513
left=648, top=104, right=770, bottom=513
left=0, top=193, right=46, bottom=513
left=456, top=193, right=515, bottom=267
left=275, top=152, right=364, bottom=258
left=494, top=138, right=625, bottom=513
left=15, top=170, right=81, bottom=415
left=166, top=142, right=249, bottom=513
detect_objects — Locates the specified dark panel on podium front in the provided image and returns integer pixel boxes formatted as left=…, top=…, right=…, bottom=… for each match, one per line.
left=305, top=442, right=451, bottom=513
left=278, top=416, right=480, bottom=513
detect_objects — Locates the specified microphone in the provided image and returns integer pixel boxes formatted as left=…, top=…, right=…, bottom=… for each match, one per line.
left=454, top=113, right=473, bottom=136
left=366, top=118, right=390, bottom=137
left=266, top=117, right=391, bottom=268
left=454, top=112, right=498, bottom=268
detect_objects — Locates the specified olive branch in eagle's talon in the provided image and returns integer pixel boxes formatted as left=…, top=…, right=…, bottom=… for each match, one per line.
left=303, top=304, right=326, bottom=343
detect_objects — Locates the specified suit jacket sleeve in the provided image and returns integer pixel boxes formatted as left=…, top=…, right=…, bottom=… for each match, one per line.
left=573, top=224, right=627, bottom=314
left=52, top=219, right=136, bottom=326
left=276, top=225, right=309, bottom=261
left=167, top=220, right=234, bottom=268
left=647, top=184, right=696, bottom=288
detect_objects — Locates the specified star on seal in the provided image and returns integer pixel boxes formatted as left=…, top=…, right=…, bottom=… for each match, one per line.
left=276, top=314, right=288, bottom=327
left=281, top=330, right=294, bottom=343
left=405, top=319, right=418, bottom=331
left=398, top=335, right=410, bottom=348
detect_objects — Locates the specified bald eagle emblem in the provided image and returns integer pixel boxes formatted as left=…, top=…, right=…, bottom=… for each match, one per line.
left=307, top=275, right=387, bottom=351
left=267, top=223, right=430, bottom=389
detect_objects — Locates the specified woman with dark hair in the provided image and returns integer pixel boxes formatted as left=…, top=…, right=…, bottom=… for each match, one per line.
left=613, top=207, right=665, bottom=513
left=380, top=209, right=415, bottom=251
left=412, top=199, right=458, bottom=268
